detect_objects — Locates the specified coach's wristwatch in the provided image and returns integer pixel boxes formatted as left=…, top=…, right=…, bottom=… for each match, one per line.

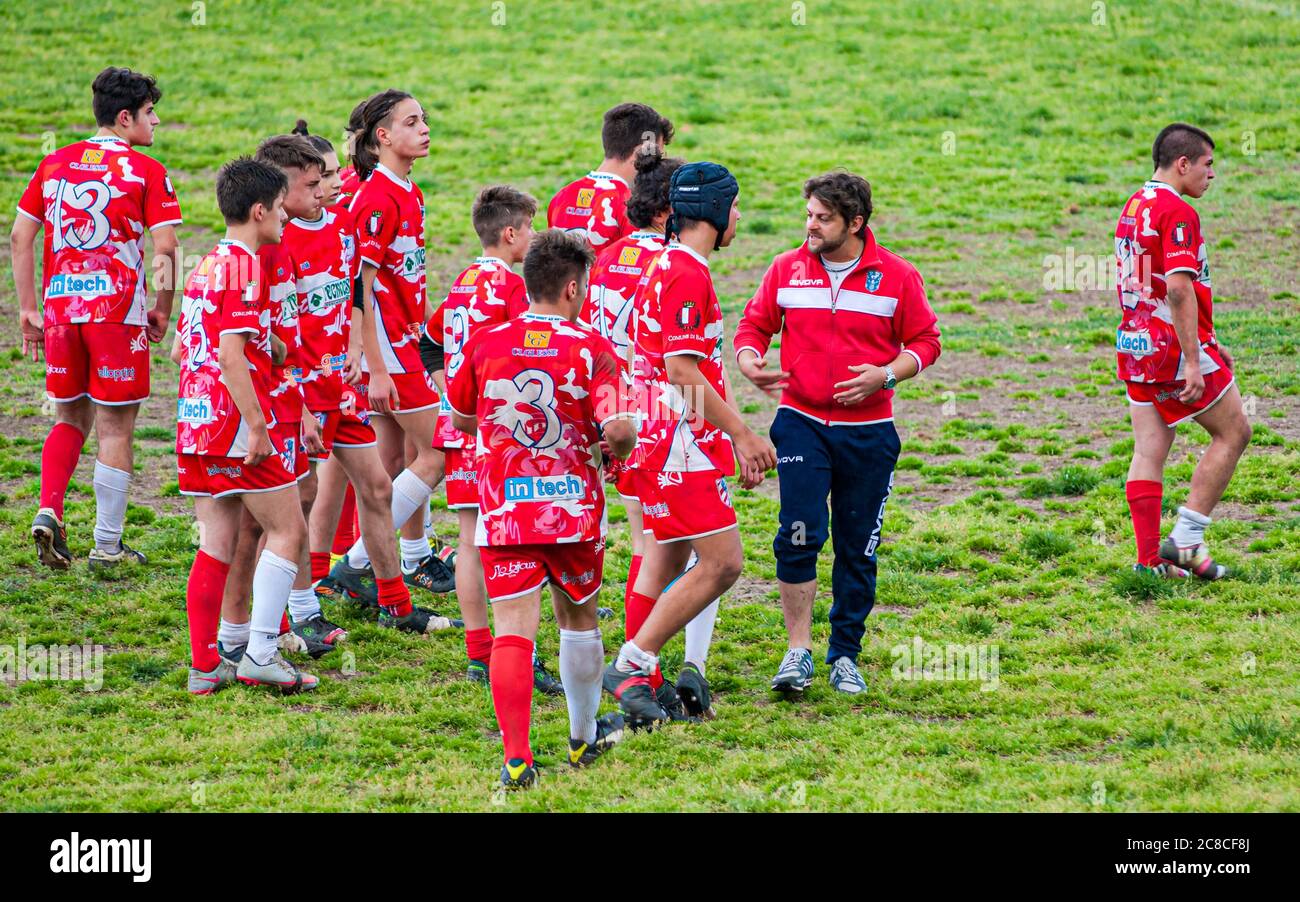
left=882, top=365, right=898, bottom=390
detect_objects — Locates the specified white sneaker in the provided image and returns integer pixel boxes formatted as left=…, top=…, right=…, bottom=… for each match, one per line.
left=829, top=656, right=867, bottom=694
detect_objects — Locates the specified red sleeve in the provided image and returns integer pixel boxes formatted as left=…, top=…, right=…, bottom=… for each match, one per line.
left=353, top=191, right=397, bottom=268
left=733, top=259, right=784, bottom=361
left=446, top=329, right=482, bottom=417
left=424, top=300, right=446, bottom=343
left=1161, top=206, right=1201, bottom=276
left=659, top=264, right=714, bottom=359
left=219, top=276, right=262, bottom=336
left=17, top=165, right=45, bottom=223
left=505, top=274, right=530, bottom=318
left=588, top=335, right=628, bottom=427
left=143, top=159, right=182, bottom=229
left=893, top=268, right=941, bottom=372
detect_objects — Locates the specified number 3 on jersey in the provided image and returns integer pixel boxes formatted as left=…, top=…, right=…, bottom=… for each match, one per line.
left=511, top=368, right=561, bottom=450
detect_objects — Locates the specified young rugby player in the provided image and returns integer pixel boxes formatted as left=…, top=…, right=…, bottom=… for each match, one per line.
left=325, top=89, right=455, bottom=632
left=602, top=162, right=776, bottom=724
left=448, top=229, right=636, bottom=789
left=176, top=157, right=317, bottom=694
left=14, top=67, right=181, bottom=570
left=584, top=149, right=725, bottom=717
left=547, top=103, right=673, bottom=251
left=1117, top=124, right=1251, bottom=580
left=421, top=186, right=568, bottom=688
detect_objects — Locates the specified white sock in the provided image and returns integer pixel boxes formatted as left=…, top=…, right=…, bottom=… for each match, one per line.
left=400, top=536, right=432, bottom=571
left=423, top=503, right=435, bottom=539
left=616, top=640, right=658, bottom=676
left=1169, top=506, right=1212, bottom=547
left=92, top=461, right=130, bottom=552
left=247, top=549, right=298, bottom=664
left=560, top=628, right=604, bottom=744
left=288, top=586, right=320, bottom=623
left=346, top=537, right=371, bottom=569
left=218, top=618, right=250, bottom=649
left=684, top=598, right=720, bottom=675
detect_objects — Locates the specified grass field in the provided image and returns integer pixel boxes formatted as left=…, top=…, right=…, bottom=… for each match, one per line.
left=1, top=0, right=1299, bottom=811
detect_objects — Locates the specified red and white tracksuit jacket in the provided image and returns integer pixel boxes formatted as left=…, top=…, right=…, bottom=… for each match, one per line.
left=733, top=229, right=941, bottom=425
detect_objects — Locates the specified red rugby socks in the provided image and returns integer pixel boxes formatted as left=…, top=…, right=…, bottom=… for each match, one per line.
left=1126, top=480, right=1163, bottom=567
left=490, top=635, right=535, bottom=766
left=40, top=422, right=85, bottom=519
left=186, top=550, right=230, bottom=671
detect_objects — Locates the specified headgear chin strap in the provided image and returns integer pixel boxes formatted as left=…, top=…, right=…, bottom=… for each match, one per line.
left=666, top=161, right=738, bottom=250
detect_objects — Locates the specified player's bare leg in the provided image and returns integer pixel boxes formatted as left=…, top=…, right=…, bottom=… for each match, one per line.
left=1161, top=384, right=1252, bottom=579
left=217, top=507, right=262, bottom=659
left=285, top=463, right=347, bottom=654
left=777, top=578, right=817, bottom=652
left=236, top=484, right=318, bottom=691
left=32, top=396, right=93, bottom=569
left=611, top=528, right=742, bottom=722
left=186, top=495, right=244, bottom=693
left=86, top=401, right=145, bottom=568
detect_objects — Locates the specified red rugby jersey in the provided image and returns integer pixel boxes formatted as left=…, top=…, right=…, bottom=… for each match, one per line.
left=17, top=135, right=182, bottom=327
left=447, top=313, right=626, bottom=546
left=350, top=163, right=426, bottom=375
left=546, top=171, right=631, bottom=251
left=1114, top=180, right=1216, bottom=384
left=175, top=239, right=276, bottom=457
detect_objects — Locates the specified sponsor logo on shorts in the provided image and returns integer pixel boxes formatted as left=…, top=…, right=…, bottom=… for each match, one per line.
left=560, top=568, right=596, bottom=586
left=1155, top=388, right=1182, bottom=403
left=642, top=502, right=670, bottom=519
left=177, top=397, right=214, bottom=423
left=448, top=467, right=477, bottom=483
left=206, top=464, right=242, bottom=478
left=97, top=366, right=136, bottom=382
left=47, top=272, right=113, bottom=300
left=504, top=474, right=584, bottom=501
left=46, top=364, right=68, bottom=375
left=1116, top=329, right=1154, bottom=356
left=491, top=560, right=538, bottom=579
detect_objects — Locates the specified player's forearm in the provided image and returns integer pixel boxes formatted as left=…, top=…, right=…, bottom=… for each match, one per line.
left=217, top=335, right=267, bottom=430
left=665, top=355, right=750, bottom=439
left=358, top=266, right=386, bottom=375
left=10, top=236, right=38, bottom=315
left=1167, top=284, right=1202, bottom=368
left=886, top=351, right=920, bottom=382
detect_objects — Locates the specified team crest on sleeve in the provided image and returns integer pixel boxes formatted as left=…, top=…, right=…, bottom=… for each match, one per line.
left=1173, top=222, right=1191, bottom=247
left=865, top=270, right=883, bottom=292
left=676, top=300, right=702, bottom=330
left=366, top=210, right=382, bottom=236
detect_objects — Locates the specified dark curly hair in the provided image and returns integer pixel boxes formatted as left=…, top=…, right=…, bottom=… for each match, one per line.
left=803, top=170, right=872, bottom=238
left=626, top=149, right=685, bottom=230
left=91, top=67, right=161, bottom=127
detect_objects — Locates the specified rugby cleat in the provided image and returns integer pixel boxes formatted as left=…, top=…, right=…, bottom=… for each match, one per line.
left=770, top=647, right=815, bottom=695
left=277, top=630, right=309, bottom=655
left=88, top=541, right=147, bottom=571
left=1133, top=562, right=1189, bottom=579
left=467, top=658, right=490, bottom=685
left=655, top=677, right=694, bottom=722
left=500, top=758, right=538, bottom=790
left=533, top=658, right=565, bottom=696
left=676, top=662, right=716, bottom=719
left=602, top=662, right=668, bottom=724
left=568, top=713, right=626, bottom=768
left=378, top=604, right=464, bottom=634
left=1159, top=537, right=1228, bottom=581
left=321, top=557, right=380, bottom=610
left=236, top=651, right=319, bottom=693
left=292, top=613, right=347, bottom=658
left=829, top=656, right=867, bottom=694
left=32, top=508, right=72, bottom=570
left=402, top=554, right=456, bottom=595
left=217, top=641, right=245, bottom=665
left=188, top=659, right=239, bottom=695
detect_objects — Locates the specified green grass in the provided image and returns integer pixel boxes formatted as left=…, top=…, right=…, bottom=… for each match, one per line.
left=0, top=0, right=1298, bottom=811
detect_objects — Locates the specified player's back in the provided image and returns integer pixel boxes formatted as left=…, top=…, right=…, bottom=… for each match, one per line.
left=19, top=136, right=181, bottom=326
left=546, top=171, right=631, bottom=251
left=451, top=314, right=622, bottom=545
left=586, top=231, right=664, bottom=362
